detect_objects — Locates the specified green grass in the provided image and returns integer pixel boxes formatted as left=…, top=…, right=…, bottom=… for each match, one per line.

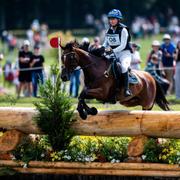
left=0, top=94, right=179, bottom=111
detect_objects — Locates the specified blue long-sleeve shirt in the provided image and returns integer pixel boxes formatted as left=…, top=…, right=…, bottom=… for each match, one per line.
left=161, top=43, right=175, bottom=67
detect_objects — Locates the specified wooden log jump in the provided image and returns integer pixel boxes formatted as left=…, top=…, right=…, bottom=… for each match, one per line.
left=0, top=160, right=180, bottom=177
left=0, top=107, right=180, bottom=177
left=0, top=107, right=180, bottom=138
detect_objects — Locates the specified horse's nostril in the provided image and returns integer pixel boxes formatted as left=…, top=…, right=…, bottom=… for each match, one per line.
left=61, top=74, right=69, bottom=82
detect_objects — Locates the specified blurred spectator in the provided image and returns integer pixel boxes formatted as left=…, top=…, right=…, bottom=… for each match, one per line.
left=30, top=45, right=45, bottom=97
left=146, top=40, right=163, bottom=76
left=85, top=13, right=94, bottom=28
left=168, top=16, right=180, bottom=35
left=1, top=30, right=8, bottom=53
left=26, top=29, right=34, bottom=45
left=174, top=41, right=180, bottom=99
left=89, top=37, right=101, bottom=50
left=94, top=19, right=104, bottom=35
left=40, top=23, right=48, bottom=46
left=130, top=43, right=141, bottom=70
left=7, top=33, right=17, bottom=52
left=31, top=19, right=40, bottom=32
left=161, top=34, right=176, bottom=94
left=0, top=53, right=4, bottom=78
left=88, top=36, right=103, bottom=56
left=0, top=53, right=4, bottom=61
left=79, top=37, right=90, bottom=51
left=101, top=14, right=109, bottom=29
left=145, top=54, right=169, bottom=94
left=17, top=40, right=33, bottom=98
left=33, top=31, right=41, bottom=47
left=131, top=17, right=142, bottom=39
left=131, top=16, right=161, bottom=39
left=69, top=70, right=80, bottom=98
left=3, top=60, right=14, bottom=85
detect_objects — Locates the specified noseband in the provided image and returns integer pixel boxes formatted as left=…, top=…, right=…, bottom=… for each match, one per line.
left=62, top=50, right=96, bottom=71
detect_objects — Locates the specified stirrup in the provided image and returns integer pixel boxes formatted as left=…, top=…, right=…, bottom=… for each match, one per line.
left=124, top=89, right=132, bottom=97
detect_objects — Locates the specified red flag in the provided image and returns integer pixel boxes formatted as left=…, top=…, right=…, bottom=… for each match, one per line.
left=50, top=37, right=59, bottom=48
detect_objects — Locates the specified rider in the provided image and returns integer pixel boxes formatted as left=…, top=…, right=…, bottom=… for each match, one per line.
left=102, top=9, right=132, bottom=97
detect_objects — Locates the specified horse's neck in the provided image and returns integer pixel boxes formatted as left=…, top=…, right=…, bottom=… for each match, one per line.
left=76, top=49, right=109, bottom=83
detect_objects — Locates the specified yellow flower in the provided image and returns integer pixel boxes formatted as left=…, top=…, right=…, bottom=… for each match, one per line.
left=0, top=132, right=3, bottom=137
left=162, top=155, right=167, bottom=160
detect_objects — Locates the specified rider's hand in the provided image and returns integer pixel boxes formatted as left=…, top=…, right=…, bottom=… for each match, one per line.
left=105, top=47, right=113, bottom=55
left=105, top=47, right=112, bottom=52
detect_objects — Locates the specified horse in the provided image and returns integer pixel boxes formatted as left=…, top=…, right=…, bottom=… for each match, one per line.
left=60, top=41, right=169, bottom=120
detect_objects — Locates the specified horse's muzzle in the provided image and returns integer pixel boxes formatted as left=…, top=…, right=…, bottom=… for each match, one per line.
left=61, top=73, right=70, bottom=82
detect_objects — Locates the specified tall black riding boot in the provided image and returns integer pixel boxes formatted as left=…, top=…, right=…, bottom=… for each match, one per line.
left=122, top=72, right=132, bottom=97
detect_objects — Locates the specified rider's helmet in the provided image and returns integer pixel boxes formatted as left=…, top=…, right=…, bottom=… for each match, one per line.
left=107, top=9, right=123, bottom=20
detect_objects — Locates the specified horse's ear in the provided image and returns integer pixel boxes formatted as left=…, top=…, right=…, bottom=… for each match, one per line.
left=60, top=45, right=65, bottom=50
left=74, top=39, right=79, bottom=48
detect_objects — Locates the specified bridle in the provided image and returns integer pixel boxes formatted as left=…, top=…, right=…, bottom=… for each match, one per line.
left=62, top=50, right=96, bottom=72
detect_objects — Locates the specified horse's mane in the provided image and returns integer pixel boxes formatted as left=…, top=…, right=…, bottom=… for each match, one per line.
left=64, top=40, right=108, bottom=63
left=64, top=40, right=80, bottom=50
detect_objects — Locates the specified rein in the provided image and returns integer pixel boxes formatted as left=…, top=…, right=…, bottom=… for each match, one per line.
left=63, top=51, right=96, bottom=72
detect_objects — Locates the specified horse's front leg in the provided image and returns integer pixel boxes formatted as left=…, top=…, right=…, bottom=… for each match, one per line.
left=77, top=88, right=104, bottom=120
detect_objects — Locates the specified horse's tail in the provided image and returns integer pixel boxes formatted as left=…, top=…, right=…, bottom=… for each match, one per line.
left=155, top=79, right=170, bottom=111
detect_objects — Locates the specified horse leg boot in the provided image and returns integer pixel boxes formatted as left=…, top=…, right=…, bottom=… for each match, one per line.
left=122, top=72, right=132, bottom=97
left=77, top=90, right=98, bottom=119
left=77, top=99, right=88, bottom=120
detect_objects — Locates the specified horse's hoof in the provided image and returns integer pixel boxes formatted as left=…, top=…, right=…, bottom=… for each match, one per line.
left=79, top=110, right=87, bottom=120
left=88, top=107, right=98, bottom=115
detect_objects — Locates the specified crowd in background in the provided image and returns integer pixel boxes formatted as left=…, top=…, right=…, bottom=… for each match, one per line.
left=0, top=19, right=47, bottom=97
left=0, top=13, right=180, bottom=100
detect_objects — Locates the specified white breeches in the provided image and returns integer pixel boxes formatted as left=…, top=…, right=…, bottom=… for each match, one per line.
left=115, top=50, right=132, bottom=73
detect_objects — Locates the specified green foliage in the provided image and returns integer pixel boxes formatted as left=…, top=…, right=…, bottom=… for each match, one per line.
left=34, top=67, right=75, bottom=151
left=12, top=136, right=47, bottom=163
left=96, top=137, right=130, bottom=162
left=143, top=138, right=180, bottom=164
left=0, top=167, right=17, bottom=176
left=143, top=138, right=161, bottom=163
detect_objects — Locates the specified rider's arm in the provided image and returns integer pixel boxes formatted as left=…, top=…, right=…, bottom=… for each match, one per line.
left=113, top=28, right=128, bottom=54
left=102, top=35, right=109, bottom=48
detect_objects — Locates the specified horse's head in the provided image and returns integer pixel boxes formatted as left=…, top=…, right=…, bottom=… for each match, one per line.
left=60, top=40, right=80, bottom=82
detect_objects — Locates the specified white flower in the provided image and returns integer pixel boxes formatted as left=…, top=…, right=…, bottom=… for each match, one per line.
left=85, top=157, right=90, bottom=162
left=41, top=153, right=45, bottom=157
left=142, top=155, right=146, bottom=160
left=110, top=159, right=116, bottom=163
left=66, top=156, right=71, bottom=160
left=23, top=163, right=28, bottom=168
left=116, top=160, right=120, bottom=163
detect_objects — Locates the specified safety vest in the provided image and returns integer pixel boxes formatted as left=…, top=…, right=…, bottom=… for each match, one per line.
left=106, top=23, right=131, bottom=51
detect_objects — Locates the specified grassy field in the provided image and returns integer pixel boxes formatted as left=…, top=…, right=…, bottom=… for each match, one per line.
left=0, top=94, right=179, bottom=111
left=0, top=33, right=179, bottom=110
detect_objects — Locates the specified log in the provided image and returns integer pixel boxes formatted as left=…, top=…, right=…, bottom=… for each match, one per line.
left=127, top=135, right=148, bottom=157
left=0, top=160, right=180, bottom=177
left=0, top=130, right=25, bottom=152
left=0, top=108, right=180, bottom=138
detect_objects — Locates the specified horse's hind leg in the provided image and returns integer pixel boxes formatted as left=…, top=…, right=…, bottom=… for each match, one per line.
left=142, top=104, right=154, bottom=111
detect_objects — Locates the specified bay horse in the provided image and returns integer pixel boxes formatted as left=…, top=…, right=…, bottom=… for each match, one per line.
left=60, top=41, right=169, bottom=119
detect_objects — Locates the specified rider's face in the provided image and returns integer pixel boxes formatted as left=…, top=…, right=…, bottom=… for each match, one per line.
left=109, top=18, right=119, bottom=27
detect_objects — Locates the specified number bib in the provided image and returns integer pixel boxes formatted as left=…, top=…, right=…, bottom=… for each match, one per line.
left=107, top=34, right=120, bottom=46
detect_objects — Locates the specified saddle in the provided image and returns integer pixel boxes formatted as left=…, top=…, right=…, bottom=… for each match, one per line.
left=104, top=61, right=139, bottom=84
